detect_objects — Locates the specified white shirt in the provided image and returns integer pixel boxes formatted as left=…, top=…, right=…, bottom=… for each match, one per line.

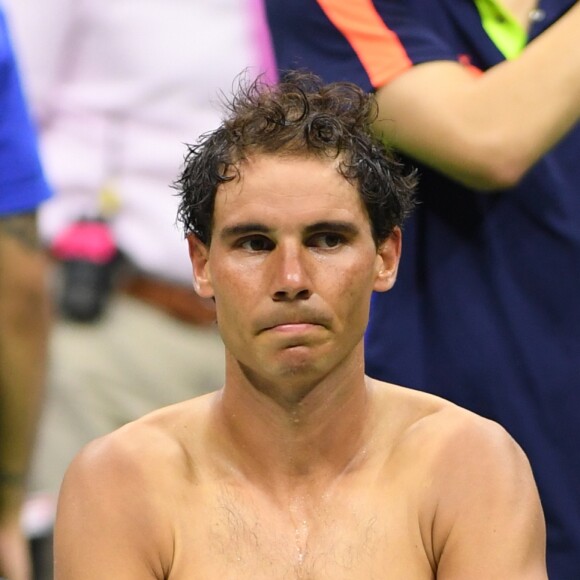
left=5, top=0, right=274, bottom=284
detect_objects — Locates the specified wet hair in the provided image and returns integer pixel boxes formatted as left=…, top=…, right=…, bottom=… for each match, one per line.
left=175, top=70, right=417, bottom=246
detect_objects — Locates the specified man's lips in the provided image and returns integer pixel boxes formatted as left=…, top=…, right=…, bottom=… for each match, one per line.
left=266, top=322, right=320, bottom=333
left=257, top=313, right=330, bottom=334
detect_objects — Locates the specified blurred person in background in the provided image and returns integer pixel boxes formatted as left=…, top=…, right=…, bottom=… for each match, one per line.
left=4, top=0, right=274, bottom=544
left=266, top=1, right=580, bottom=577
left=0, top=6, right=51, bottom=580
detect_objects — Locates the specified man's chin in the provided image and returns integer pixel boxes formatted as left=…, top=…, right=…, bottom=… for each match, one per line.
left=271, top=345, right=338, bottom=382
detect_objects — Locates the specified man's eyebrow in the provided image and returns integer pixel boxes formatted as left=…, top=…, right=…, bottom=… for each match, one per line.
left=220, top=223, right=270, bottom=240
left=219, top=220, right=360, bottom=241
left=303, top=221, right=360, bottom=236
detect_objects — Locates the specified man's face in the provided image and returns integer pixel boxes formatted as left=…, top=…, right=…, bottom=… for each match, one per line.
left=188, top=154, right=400, bottom=389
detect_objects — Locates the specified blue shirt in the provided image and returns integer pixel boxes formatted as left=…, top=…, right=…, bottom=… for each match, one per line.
left=266, top=1, right=580, bottom=577
left=0, top=8, right=51, bottom=215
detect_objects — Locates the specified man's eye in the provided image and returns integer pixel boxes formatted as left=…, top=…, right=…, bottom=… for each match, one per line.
left=239, top=236, right=274, bottom=251
left=309, top=233, right=344, bottom=249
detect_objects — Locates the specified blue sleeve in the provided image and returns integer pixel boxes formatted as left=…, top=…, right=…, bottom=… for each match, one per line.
left=265, top=0, right=459, bottom=93
left=0, top=9, right=51, bottom=215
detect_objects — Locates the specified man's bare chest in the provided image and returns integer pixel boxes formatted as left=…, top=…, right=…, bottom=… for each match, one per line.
left=167, top=481, right=435, bottom=579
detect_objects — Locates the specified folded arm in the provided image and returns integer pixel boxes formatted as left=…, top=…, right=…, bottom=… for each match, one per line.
left=374, top=2, right=580, bottom=190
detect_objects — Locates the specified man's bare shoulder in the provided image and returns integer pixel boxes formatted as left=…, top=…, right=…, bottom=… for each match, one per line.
left=375, top=379, right=539, bottom=496
left=60, top=391, right=218, bottom=503
left=372, top=380, right=546, bottom=576
left=374, top=378, right=522, bottom=460
left=54, top=393, right=220, bottom=577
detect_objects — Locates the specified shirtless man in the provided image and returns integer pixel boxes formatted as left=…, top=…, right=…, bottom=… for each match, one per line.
left=54, top=72, right=547, bottom=579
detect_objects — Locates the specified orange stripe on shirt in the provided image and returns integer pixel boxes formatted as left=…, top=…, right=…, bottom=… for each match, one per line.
left=316, top=0, right=413, bottom=88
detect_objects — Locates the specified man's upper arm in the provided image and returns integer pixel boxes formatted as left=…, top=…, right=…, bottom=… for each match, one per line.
left=431, top=416, right=547, bottom=579
left=54, top=433, right=171, bottom=580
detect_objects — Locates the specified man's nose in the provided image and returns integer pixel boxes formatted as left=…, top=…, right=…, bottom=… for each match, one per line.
left=271, top=245, right=312, bottom=301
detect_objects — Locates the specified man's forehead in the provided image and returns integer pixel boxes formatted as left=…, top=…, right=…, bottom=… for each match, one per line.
left=223, top=151, right=344, bottom=181
left=207, top=152, right=372, bottom=237
left=214, top=153, right=364, bottom=217
left=216, top=153, right=355, bottom=202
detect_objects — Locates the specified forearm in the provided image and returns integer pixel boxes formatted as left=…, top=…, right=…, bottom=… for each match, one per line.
left=375, top=2, right=580, bottom=190
left=0, top=213, right=50, bottom=517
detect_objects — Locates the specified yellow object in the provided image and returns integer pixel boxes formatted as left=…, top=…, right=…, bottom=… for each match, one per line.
left=98, top=183, right=121, bottom=218
left=474, top=0, right=528, bottom=60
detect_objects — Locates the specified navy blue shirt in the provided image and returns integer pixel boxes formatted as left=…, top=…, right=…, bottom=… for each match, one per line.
left=267, top=1, right=580, bottom=577
left=0, top=8, right=51, bottom=215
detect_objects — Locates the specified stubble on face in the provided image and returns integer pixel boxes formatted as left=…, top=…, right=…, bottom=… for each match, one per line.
left=204, top=154, right=384, bottom=396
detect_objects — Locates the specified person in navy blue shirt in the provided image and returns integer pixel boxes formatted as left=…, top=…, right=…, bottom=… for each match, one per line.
left=0, top=8, right=51, bottom=580
left=266, top=1, right=580, bottom=577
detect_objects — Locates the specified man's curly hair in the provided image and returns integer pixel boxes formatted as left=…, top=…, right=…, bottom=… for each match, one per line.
left=175, top=70, right=417, bottom=245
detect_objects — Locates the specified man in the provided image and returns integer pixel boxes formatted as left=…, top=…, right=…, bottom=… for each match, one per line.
left=265, top=2, right=580, bottom=577
left=0, top=8, right=51, bottom=580
left=54, top=72, right=546, bottom=579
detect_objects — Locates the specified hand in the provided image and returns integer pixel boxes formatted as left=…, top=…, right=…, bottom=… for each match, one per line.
left=0, top=516, right=32, bottom=580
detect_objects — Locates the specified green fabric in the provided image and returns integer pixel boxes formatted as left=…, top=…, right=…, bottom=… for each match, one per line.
left=474, top=0, right=528, bottom=59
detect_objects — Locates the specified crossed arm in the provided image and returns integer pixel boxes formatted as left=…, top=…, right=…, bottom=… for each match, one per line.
left=374, top=2, right=580, bottom=190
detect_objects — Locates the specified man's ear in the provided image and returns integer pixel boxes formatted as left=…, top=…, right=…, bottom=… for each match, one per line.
left=373, top=227, right=402, bottom=293
left=187, top=234, right=214, bottom=298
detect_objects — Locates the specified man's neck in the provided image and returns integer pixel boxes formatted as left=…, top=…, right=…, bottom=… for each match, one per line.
left=210, top=351, right=375, bottom=499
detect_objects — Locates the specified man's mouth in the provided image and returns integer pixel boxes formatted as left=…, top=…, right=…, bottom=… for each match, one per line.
left=259, top=313, right=329, bottom=334
left=268, top=322, right=320, bottom=332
